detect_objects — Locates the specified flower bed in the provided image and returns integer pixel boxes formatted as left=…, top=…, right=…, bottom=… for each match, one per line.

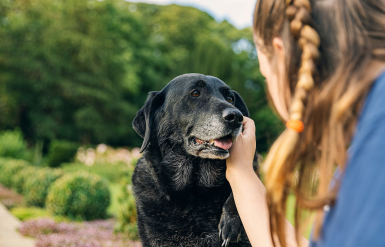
left=0, top=184, right=24, bottom=209
left=20, top=218, right=142, bottom=247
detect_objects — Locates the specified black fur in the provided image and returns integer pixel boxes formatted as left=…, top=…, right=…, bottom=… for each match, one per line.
left=132, top=74, right=257, bottom=247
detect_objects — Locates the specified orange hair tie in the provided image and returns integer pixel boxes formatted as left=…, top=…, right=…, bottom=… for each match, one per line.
left=286, top=120, right=305, bottom=133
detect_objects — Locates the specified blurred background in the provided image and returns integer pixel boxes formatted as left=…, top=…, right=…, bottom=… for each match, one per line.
left=0, top=0, right=285, bottom=246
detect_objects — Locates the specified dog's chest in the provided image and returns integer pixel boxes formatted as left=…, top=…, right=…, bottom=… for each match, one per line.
left=148, top=190, right=229, bottom=240
left=151, top=184, right=231, bottom=222
left=167, top=158, right=227, bottom=191
left=133, top=157, right=232, bottom=245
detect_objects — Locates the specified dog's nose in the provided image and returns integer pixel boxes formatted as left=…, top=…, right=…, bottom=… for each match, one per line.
left=222, top=108, right=243, bottom=125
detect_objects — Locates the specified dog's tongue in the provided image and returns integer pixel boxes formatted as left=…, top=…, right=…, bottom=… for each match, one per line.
left=214, top=138, right=232, bottom=150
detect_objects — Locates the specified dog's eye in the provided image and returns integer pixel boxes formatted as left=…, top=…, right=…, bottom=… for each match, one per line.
left=191, top=90, right=200, bottom=97
left=227, top=96, right=234, bottom=103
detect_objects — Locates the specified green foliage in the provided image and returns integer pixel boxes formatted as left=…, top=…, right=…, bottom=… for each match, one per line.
left=0, top=129, right=31, bottom=160
left=13, top=166, right=39, bottom=194
left=24, top=168, right=64, bottom=207
left=11, top=206, right=50, bottom=221
left=10, top=206, right=69, bottom=222
left=286, top=194, right=313, bottom=239
left=47, top=140, right=78, bottom=167
left=0, top=0, right=143, bottom=146
left=0, top=159, right=29, bottom=188
left=0, top=0, right=282, bottom=152
left=61, top=162, right=132, bottom=183
left=252, top=106, right=285, bottom=151
left=107, top=183, right=121, bottom=217
left=115, top=178, right=138, bottom=240
left=46, top=172, right=110, bottom=220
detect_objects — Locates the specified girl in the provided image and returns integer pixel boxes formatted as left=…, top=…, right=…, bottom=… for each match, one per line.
left=226, top=0, right=385, bottom=246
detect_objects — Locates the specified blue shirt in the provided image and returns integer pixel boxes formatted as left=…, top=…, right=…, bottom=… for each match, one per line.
left=310, top=70, right=385, bottom=247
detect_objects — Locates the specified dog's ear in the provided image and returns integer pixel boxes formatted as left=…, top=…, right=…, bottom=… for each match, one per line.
left=232, top=91, right=249, bottom=117
left=133, top=91, right=165, bottom=153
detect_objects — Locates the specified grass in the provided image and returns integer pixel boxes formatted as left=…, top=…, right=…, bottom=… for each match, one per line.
left=286, top=194, right=296, bottom=224
left=286, top=194, right=314, bottom=239
left=10, top=206, right=69, bottom=222
left=260, top=169, right=313, bottom=239
left=107, top=183, right=121, bottom=217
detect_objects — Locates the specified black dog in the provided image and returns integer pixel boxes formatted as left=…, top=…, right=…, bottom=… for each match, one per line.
left=132, top=74, right=256, bottom=247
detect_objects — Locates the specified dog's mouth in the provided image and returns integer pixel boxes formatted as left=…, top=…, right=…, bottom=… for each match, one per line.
left=194, top=135, right=233, bottom=151
left=187, top=128, right=241, bottom=159
left=189, top=133, right=236, bottom=160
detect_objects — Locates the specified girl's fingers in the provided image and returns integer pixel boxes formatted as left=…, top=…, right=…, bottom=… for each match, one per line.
left=242, top=117, right=255, bottom=137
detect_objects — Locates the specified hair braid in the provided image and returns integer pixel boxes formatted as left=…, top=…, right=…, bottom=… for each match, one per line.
left=254, top=0, right=385, bottom=246
left=263, top=0, right=320, bottom=245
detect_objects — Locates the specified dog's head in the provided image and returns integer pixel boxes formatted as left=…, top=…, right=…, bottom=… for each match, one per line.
left=133, top=73, right=249, bottom=160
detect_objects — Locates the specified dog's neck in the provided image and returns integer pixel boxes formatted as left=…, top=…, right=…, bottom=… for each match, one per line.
left=143, top=138, right=227, bottom=195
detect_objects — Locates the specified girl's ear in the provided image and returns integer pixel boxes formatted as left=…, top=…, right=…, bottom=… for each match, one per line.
left=272, top=37, right=286, bottom=57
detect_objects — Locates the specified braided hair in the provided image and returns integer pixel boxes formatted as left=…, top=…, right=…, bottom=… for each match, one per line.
left=261, top=0, right=321, bottom=245
left=254, top=0, right=385, bottom=246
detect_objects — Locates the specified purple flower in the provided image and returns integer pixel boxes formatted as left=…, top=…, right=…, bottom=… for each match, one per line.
left=19, top=219, right=142, bottom=247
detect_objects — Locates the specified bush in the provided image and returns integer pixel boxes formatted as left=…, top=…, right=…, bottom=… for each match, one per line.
left=46, top=172, right=110, bottom=220
left=115, top=179, right=139, bottom=240
left=0, top=159, right=29, bottom=188
left=10, top=207, right=68, bottom=222
left=11, top=207, right=53, bottom=221
left=24, top=168, right=64, bottom=207
left=13, top=166, right=39, bottom=194
left=47, top=140, right=79, bottom=168
left=62, top=162, right=132, bottom=183
left=0, top=129, right=30, bottom=160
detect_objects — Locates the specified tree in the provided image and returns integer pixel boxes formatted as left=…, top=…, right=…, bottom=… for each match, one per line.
left=0, top=0, right=146, bottom=146
left=0, top=0, right=283, bottom=152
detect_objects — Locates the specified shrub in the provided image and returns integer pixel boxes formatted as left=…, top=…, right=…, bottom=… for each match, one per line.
left=0, top=157, right=9, bottom=169
left=62, top=162, right=132, bottom=183
left=24, top=168, right=64, bottom=207
left=13, top=166, right=39, bottom=194
left=115, top=179, right=139, bottom=240
left=46, top=172, right=110, bottom=220
left=0, top=129, right=30, bottom=160
left=47, top=140, right=79, bottom=167
left=10, top=207, right=69, bottom=222
left=11, top=207, right=52, bottom=221
left=0, top=159, right=29, bottom=188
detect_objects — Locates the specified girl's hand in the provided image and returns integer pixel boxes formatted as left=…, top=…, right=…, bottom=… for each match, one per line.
left=226, top=117, right=256, bottom=180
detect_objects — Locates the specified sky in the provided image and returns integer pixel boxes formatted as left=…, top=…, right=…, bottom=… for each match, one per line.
left=127, top=0, right=257, bottom=29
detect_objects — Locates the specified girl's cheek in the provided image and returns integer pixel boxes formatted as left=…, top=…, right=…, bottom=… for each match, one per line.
left=256, top=47, right=268, bottom=77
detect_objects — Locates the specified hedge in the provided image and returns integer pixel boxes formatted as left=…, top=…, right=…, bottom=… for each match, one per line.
left=0, top=159, right=30, bottom=188
left=13, top=166, right=39, bottom=194
left=24, top=168, right=64, bottom=207
left=0, top=157, right=113, bottom=221
left=46, top=172, right=110, bottom=220
left=47, top=140, right=78, bottom=167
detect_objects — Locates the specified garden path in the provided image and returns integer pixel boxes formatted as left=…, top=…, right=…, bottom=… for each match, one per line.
left=0, top=203, right=35, bottom=247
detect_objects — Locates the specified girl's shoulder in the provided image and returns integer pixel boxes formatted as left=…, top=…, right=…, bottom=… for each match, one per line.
left=358, top=70, right=385, bottom=125
left=314, top=69, right=385, bottom=247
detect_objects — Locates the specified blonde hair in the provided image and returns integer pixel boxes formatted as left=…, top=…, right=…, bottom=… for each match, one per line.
left=253, top=0, right=385, bottom=246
